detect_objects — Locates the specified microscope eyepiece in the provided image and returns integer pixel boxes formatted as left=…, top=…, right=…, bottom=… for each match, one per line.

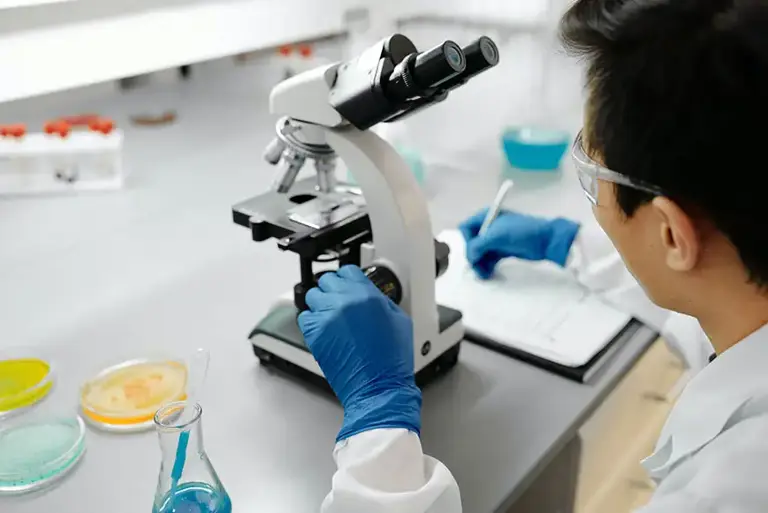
left=464, top=37, right=499, bottom=76
left=329, top=33, right=499, bottom=130
left=438, top=37, right=500, bottom=91
left=412, top=41, right=466, bottom=89
left=386, top=40, right=466, bottom=102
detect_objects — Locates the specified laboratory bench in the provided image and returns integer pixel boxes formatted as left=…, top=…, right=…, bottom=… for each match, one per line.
left=1, top=62, right=665, bottom=513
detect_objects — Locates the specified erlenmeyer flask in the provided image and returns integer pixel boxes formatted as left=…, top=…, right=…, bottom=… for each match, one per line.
left=152, top=401, right=231, bottom=513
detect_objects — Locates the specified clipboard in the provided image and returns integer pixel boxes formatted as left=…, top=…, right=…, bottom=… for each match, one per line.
left=436, top=230, right=632, bottom=382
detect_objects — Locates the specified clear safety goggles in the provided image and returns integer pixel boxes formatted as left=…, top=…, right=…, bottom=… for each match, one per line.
left=571, top=130, right=665, bottom=205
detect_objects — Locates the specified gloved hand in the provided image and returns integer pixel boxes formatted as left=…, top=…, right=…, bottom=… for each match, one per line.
left=459, top=209, right=580, bottom=279
left=298, top=265, right=421, bottom=442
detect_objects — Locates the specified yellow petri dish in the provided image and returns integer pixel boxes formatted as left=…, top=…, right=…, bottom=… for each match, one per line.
left=0, top=358, right=54, bottom=415
left=80, top=359, right=187, bottom=431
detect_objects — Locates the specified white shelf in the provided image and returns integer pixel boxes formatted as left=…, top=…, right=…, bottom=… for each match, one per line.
left=0, top=0, right=553, bottom=104
left=0, top=0, right=72, bottom=10
left=0, top=0, right=360, bottom=104
left=397, top=0, right=549, bottom=26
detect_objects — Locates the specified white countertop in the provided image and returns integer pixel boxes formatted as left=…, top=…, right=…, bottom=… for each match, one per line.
left=0, top=58, right=649, bottom=513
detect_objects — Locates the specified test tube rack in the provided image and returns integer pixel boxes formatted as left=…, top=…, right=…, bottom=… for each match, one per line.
left=0, top=117, right=124, bottom=196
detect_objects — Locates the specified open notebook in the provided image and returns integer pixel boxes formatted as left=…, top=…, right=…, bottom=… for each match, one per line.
left=436, top=230, right=631, bottom=380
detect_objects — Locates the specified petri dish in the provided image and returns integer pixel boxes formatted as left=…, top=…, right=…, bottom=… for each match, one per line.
left=0, top=357, right=54, bottom=418
left=0, top=416, right=86, bottom=495
left=80, top=359, right=187, bottom=432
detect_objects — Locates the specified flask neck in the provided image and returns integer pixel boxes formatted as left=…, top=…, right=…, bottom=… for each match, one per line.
left=158, top=417, right=203, bottom=460
left=155, top=402, right=205, bottom=462
left=153, top=402, right=230, bottom=513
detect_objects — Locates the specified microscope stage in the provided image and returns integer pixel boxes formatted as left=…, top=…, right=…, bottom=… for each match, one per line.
left=232, top=178, right=369, bottom=249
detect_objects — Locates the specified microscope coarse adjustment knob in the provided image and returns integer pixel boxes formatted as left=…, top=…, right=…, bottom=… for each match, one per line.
left=363, top=265, right=403, bottom=305
left=363, top=241, right=449, bottom=305
left=294, top=239, right=451, bottom=312
left=294, top=267, right=402, bottom=312
left=435, top=240, right=450, bottom=278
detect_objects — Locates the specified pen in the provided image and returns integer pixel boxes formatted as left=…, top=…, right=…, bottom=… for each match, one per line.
left=478, top=179, right=514, bottom=236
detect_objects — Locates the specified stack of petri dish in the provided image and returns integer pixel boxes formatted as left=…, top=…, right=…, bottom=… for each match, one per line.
left=0, top=356, right=55, bottom=418
left=80, top=358, right=188, bottom=432
left=0, top=417, right=86, bottom=495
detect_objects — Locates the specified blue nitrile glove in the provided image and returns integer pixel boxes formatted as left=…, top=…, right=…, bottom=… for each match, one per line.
left=297, top=265, right=421, bottom=442
left=459, top=209, right=580, bottom=279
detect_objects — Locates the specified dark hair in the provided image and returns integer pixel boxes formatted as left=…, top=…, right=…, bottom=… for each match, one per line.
left=560, top=0, right=768, bottom=286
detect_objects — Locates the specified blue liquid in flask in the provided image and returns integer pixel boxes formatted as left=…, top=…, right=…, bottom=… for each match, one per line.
left=153, top=402, right=231, bottom=513
left=154, top=482, right=232, bottom=513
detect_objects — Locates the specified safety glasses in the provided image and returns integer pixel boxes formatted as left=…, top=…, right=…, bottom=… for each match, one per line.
left=571, top=130, right=665, bottom=205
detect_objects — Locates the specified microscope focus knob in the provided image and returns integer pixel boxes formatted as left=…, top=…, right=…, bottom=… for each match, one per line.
left=295, top=267, right=402, bottom=313
left=363, top=265, right=403, bottom=305
left=364, top=242, right=449, bottom=304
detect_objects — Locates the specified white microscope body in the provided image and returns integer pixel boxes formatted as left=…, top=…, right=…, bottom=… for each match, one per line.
left=232, top=34, right=499, bottom=384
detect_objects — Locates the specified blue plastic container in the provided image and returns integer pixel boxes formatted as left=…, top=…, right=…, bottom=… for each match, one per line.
left=502, top=127, right=570, bottom=172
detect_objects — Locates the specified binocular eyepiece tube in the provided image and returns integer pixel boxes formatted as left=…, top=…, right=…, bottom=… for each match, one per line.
left=385, top=36, right=500, bottom=103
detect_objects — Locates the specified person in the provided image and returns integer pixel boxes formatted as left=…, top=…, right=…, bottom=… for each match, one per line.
left=297, top=0, right=768, bottom=511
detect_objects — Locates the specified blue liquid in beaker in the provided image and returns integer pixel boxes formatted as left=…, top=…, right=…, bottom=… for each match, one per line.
left=502, top=127, right=570, bottom=172
left=153, top=482, right=232, bottom=513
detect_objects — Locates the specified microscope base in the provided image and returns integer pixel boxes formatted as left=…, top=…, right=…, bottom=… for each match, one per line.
left=249, top=302, right=464, bottom=390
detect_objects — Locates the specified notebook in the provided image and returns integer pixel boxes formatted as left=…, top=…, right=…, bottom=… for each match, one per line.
left=435, top=230, right=632, bottom=382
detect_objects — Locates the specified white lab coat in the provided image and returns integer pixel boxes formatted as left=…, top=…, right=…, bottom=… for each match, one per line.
left=321, top=223, right=768, bottom=513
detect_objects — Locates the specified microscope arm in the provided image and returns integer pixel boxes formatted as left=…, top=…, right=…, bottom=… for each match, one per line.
left=268, top=62, right=441, bottom=343
left=323, top=127, right=440, bottom=353
left=269, top=64, right=345, bottom=129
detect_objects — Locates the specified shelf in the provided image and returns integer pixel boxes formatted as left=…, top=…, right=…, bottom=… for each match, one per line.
left=0, top=0, right=72, bottom=9
left=0, top=0, right=359, bottom=104
left=395, top=0, right=550, bottom=29
left=0, top=0, right=554, bottom=104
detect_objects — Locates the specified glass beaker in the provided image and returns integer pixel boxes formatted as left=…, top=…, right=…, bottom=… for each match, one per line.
left=153, top=401, right=231, bottom=513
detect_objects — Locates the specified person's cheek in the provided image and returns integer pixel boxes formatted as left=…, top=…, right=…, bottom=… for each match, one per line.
left=591, top=202, right=615, bottom=239
left=590, top=181, right=637, bottom=268
left=592, top=204, right=608, bottom=233
left=591, top=180, right=618, bottom=229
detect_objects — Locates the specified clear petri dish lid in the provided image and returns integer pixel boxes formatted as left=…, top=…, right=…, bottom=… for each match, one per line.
left=0, top=416, right=86, bottom=495
left=80, top=358, right=187, bottom=432
left=0, top=355, right=55, bottom=418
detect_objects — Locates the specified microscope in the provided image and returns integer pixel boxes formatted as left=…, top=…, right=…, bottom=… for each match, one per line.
left=232, top=34, right=499, bottom=387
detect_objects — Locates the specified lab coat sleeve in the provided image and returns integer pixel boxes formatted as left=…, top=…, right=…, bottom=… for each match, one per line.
left=321, top=429, right=462, bottom=513
left=566, top=222, right=713, bottom=371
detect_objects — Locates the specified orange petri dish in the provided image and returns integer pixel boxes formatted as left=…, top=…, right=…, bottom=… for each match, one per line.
left=80, top=359, right=187, bottom=432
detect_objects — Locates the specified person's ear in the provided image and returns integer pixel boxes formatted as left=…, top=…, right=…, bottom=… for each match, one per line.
left=651, top=197, right=700, bottom=272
